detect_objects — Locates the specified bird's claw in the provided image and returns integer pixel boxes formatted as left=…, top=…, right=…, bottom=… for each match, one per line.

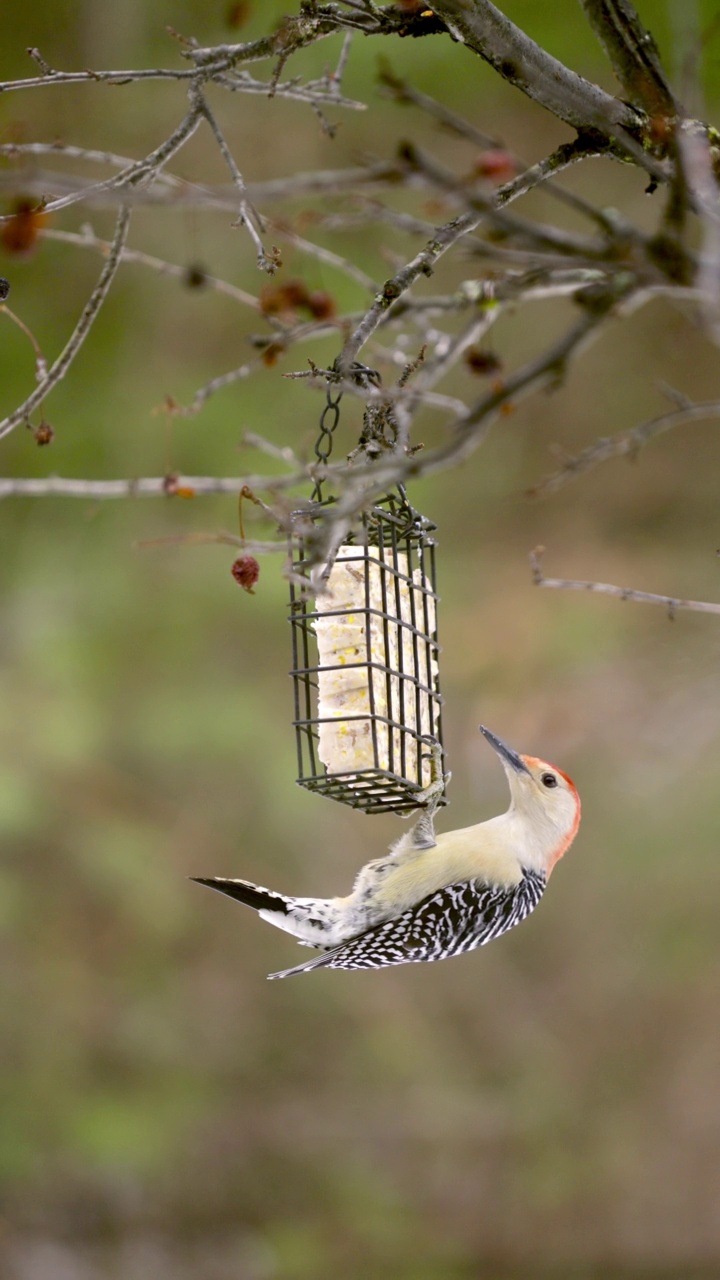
left=410, top=739, right=448, bottom=850
left=416, top=738, right=449, bottom=811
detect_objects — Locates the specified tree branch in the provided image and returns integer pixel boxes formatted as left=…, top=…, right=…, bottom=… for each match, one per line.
left=336, top=137, right=609, bottom=372
left=429, top=0, right=644, bottom=135
left=0, top=205, right=131, bottom=442
left=579, top=0, right=679, bottom=116
left=528, top=392, right=720, bottom=497
left=0, top=474, right=301, bottom=501
left=191, top=84, right=275, bottom=272
left=41, top=228, right=261, bottom=310
left=529, top=546, right=720, bottom=617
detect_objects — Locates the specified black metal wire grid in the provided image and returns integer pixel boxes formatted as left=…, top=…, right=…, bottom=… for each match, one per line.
left=289, top=493, right=445, bottom=814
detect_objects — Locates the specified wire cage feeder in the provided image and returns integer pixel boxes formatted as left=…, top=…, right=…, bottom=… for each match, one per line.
left=290, top=489, right=445, bottom=815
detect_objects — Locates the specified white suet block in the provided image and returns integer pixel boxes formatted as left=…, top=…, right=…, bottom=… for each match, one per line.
left=313, top=545, right=439, bottom=783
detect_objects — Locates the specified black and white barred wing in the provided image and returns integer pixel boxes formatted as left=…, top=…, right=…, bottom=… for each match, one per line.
left=268, top=871, right=546, bottom=980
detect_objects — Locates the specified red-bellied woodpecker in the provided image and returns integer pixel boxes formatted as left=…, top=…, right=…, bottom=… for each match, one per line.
left=192, top=726, right=581, bottom=980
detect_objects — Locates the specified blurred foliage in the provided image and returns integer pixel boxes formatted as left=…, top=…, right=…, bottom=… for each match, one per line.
left=2, top=3, right=720, bottom=1278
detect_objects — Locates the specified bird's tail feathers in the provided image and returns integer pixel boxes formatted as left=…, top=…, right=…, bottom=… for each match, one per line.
left=192, top=876, right=343, bottom=948
left=267, top=949, right=336, bottom=980
left=191, top=876, right=290, bottom=915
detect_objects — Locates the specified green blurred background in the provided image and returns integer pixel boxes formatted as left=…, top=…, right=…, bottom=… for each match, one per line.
left=2, top=3, right=720, bottom=1277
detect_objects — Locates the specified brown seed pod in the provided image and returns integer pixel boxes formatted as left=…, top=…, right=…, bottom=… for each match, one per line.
left=231, top=556, right=260, bottom=593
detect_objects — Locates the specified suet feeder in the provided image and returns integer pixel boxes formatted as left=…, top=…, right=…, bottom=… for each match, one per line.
left=289, top=372, right=444, bottom=814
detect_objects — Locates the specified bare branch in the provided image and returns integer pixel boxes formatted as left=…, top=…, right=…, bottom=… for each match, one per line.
left=429, top=0, right=644, bottom=135
left=425, top=308, right=613, bottom=471
left=337, top=137, right=606, bottom=373
left=191, top=84, right=274, bottom=272
left=529, top=546, right=720, bottom=617
left=184, top=16, right=344, bottom=73
left=137, top=533, right=287, bottom=554
left=0, top=205, right=131, bottom=443
left=0, top=65, right=198, bottom=92
left=41, top=227, right=261, bottom=310
left=0, top=0, right=714, bottom=607
left=169, top=364, right=255, bottom=417
left=674, top=119, right=720, bottom=342
left=376, top=60, right=655, bottom=232
left=336, top=208, right=483, bottom=372
left=377, top=57, right=503, bottom=149
left=529, top=395, right=720, bottom=497
left=38, top=104, right=203, bottom=216
left=267, top=222, right=378, bottom=292
left=0, top=474, right=303, bottom=502
left=213, top=70, right=367, bottom=112
left=0, top=146, right=400, bottom=212
left=579, top=0, right=679, bottom=116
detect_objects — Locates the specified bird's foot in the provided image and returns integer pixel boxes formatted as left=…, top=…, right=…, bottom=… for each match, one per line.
left=410, top=739, right=450, bottom=850
left=416, top=737, right=450, bottom=808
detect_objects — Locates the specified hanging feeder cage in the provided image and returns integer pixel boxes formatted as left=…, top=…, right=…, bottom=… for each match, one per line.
left=289, top=489, right=444, bottom=814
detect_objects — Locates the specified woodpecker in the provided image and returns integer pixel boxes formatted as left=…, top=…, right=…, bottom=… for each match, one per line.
left=192, top=726, right=580, bottom=980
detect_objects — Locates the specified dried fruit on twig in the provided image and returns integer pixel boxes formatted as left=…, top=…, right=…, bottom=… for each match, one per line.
left=162, top=473, right=195, bottom=498
left=32, top=420, right=55, bottom=446
left=471, top=150, right=517, bottom=184
left=464, top=347, right=502, bottom=376
left=226, top=1, right=251, bottom=28
left=183, top=263, right=208, bottom=289
left=1, top=199, right=47, bottom=256
left=259, top=280, right=336, bottom=322
left=231, top=556, right=260, bottom=593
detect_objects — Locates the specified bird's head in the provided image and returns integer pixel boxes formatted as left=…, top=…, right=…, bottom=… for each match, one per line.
left=479, top=725, right=581, bottom=873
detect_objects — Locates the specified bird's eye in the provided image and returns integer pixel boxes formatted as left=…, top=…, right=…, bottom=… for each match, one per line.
left=541, top=772, right=557, bottom=788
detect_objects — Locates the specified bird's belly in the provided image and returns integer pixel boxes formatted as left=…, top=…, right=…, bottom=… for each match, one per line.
left=370, top=847, right=522, bottom=917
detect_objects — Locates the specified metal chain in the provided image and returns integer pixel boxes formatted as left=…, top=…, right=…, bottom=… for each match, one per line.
left=311, top=361, right=381, bottom=504
left=311, top=383, right=343, bottom=504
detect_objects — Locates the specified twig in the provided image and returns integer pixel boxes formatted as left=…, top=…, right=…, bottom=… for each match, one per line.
left=0, top=66, right=199, bottom=92
left=376, top=61, right=643, bottom=233
left=336, top=208, right=487, bottom=374
left=529, top=397, right=720, bottom=497
left=493, top=141, right=603, bottom=206
left=529, top=546, right=720, bottom=617
left=191, top=85, right=275, bottom=272
left=215, top=70, right=367, bottom=112
left=266, top=221, right=378, bottom=292
left=242, top=432, right=300, bottom=466
left=41, top=227, right=261, bottom=309
left=336, top=138, right=618, bottom=373
left=429, top=306, right=616, bottom=469
left=389, top=311, right=502, bottom=430
left=37, top=103, right=204, bottom=216
left=430, top=0, right=643, bottom=135
left=674, top=119, right=720, bottom=343
left=136, top=532, right=287, bottom=554
left=579, top=0, right=680, bottom=116
left=431, top=0, right=671, bottom=184
left=330, top=32, right=354, bottom=93
left=0, top=473, right=306, bottom=501
left=171, top=364, right=254, bottom=416
left=0, top=303, right=47, bottom=380
left=0, top=205, right=132, bottom=443
left=378, top=58, right=500, bottom=148
left=185, top=16, right=342, bottom=73
left=0, top=147, right=392, bottom=212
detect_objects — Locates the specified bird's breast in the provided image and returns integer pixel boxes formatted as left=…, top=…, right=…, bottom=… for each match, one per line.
left=371, top=824, right=524, bottom=916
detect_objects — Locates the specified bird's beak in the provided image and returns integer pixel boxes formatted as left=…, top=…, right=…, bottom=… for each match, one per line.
left=479, top=726, right=531, bottom=775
